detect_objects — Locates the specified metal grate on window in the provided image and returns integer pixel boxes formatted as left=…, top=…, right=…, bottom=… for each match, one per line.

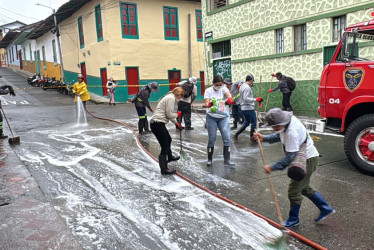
left=212, top=40, right=231, bottom=59
left=333, top=15, right=346, bottom=42
left=211, top=0, right=227, bottom=11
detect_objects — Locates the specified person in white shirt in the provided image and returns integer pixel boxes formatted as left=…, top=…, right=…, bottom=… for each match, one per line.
left=203, top=75, right=235, bottom=167
left=253, top=108, right=335, bottom=228
left=106, top=77, right=117, bottom=106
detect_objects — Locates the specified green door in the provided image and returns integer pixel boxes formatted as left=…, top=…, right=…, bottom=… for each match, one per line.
left=323, top=45, right=337, bottom=65
left=35, top=50, right=42, bottom=75
left=213, top=58, right=231, bottom=80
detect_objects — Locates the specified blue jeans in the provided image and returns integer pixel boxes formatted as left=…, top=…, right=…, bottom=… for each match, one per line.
left=206, top=114, right=230, bottom=147
left=242, top=109, right=257, bottom=132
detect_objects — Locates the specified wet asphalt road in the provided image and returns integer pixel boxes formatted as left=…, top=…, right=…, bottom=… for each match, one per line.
left=1, top=67, right=374, bottom=249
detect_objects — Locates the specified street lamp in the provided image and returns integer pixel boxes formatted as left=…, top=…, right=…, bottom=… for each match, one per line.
left=36, top=3, right=65, bottom=83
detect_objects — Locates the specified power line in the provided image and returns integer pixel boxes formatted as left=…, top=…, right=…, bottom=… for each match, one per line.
left=0, top=6, right=39, bottom=21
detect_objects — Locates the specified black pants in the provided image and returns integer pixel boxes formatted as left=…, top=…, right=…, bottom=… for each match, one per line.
left=177, top=101, right=192, bottom=128
left=282, top=92, right=292, bottom=111
left=150, top=121, right=172, bottom=155
left=135, top=105, right=147, bottom=120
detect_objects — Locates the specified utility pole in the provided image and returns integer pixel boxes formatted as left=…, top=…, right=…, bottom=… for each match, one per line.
left=36, top=3, right=65, bottom=83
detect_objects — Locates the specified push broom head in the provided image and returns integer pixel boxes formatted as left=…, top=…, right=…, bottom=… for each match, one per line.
left=8, top=136, right=20, bottom=145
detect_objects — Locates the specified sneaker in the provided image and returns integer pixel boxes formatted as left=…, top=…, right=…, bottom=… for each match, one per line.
left=113, top=103, right=116, bottom=106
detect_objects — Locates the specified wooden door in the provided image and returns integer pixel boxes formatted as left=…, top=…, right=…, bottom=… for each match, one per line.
left=18, top=50, right=23, bottom=70
left=100, top=68, right=108, bottom=96
left=80, top=62, right=87, bottom=84
left=168, top=70, right=181, bottom=91
left=200, top=71, right=205, bottom=95
left=126, top=67, right=139, bottom=95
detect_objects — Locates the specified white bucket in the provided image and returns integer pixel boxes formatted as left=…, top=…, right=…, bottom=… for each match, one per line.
left=315, top=119, right=326, bottom=133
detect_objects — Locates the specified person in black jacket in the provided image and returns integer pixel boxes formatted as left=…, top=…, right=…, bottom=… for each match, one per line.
left=133, top=82, right=159, bottom=134
left=269, top=72, right=293, bottom=111
left=0, top=84, right=16, bottom=139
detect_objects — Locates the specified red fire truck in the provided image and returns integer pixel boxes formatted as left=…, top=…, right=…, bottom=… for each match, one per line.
left=318, top=17, right=374, bottom=176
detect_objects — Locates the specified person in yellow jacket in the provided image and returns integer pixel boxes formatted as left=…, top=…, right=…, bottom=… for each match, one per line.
left=73, top=74, right=91, bottom=109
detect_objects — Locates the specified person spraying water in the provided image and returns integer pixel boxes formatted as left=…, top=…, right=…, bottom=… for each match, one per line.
left=73, top=74, right=90, bottom=125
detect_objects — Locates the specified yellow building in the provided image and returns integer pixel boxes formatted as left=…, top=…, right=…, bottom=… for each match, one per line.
left=60, top=0, right=204, bottom=102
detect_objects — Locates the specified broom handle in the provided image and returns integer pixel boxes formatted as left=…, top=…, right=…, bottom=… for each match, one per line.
left=264, top=76, right=273, bottom=113
left=257, top=137, right=284, bottom=225
left=0, top=106, right=15, bottom=137
left=180, top=125, right=182, bottom=152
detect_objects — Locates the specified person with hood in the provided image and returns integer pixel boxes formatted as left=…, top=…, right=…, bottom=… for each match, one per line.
left=106, top=77, right=117, bottom=106
left=176, top=76, right=198, bottom=130
left=253, top=108, right=335, bottom=228
left=0, top=84, right=16, bottom=139
left=233, top=74, right=263, bottom=141
left=269, top=72, right=293, bottom=111
left=203, top=75, right=234, bottom=167
left=132, top=81, right=159, bottom=134
left=150, top=87, right=184, bottom=175
left=73, top=74, right=91, bottom=109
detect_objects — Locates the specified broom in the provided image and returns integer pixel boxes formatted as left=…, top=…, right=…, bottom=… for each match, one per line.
left=0, top=106, right=20, bottom=145
left=256, top=131, right=288, bottom=248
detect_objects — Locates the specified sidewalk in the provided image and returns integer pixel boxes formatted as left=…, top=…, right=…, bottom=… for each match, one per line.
left=0, top=140, right=82, bottom=249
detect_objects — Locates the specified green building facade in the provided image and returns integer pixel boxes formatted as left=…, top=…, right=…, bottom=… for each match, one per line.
left=202, top=0, right=374, bottom=116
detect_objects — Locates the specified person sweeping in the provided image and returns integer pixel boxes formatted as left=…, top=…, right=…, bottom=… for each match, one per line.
left=253, top=108, right=335, bottom=227
left=150, top=87, right=184, bottom=175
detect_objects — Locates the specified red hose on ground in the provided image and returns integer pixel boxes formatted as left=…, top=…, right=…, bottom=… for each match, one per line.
left=85, top=108, right=326, bottom=250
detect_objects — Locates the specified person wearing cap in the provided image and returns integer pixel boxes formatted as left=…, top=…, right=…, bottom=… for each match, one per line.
left=253, top=108, right=335, bottom=228
left=176, top=77, right=198, bottom=130
left=73, top=74, right=91, bottom=109
left=203, top=75, right=235, bottom=167
left=233, top=74, right=263, bottom=141
left=150, top=87, right=184, bottom=175
left=269, top=72, right=293, bottom=111
left=106, top=77, right=117, bottom=106
left=133, top=81, right=159, bottom=134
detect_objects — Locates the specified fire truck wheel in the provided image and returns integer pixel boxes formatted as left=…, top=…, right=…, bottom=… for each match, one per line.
left=344, top=114, right=374, bottom=176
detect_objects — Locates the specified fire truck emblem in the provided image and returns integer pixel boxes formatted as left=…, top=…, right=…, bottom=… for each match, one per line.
left=344, top=68, right=365, bottom=92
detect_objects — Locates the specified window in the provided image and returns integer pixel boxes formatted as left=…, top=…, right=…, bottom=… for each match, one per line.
left=120, top=3, right=138, bottom=39
left=294, top=24, right=307, bottom=51
left=276, top=28, right=284, bottom=54
left=78, top=16, right=85, bottom=48
left=42, top=46, right=46, bottom=70
left=23, top=47, right=27, bottom=66
left=210, top=0, right=227, bottom=11
left=333, top=15, right=346, bottom=42
left=29, top=43, right=33, bottom=63
left=163, top=7, right=179, bottom=40
left=212, top=40, right=231, bottom=59
left=16, top=45, right=18, bottom=60
left=195, top=10, right=203, bottom=42
left=52, top=40, right=57, bottom=65
left=11, top=48, right=14, bottom=62
left=95, top=4, right=103, bottom=42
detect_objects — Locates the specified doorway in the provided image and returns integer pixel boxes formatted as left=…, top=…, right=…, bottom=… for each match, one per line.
left=126, top=67, right=139, bottom=95
left=168, top=70, right=181, bottom=91
left=100, top=68, right=108, bottom=96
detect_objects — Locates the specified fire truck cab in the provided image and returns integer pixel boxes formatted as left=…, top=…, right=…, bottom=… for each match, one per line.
left=318, top=18, right=374, bottom=176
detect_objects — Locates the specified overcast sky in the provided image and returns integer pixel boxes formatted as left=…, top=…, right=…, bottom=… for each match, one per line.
left=0, top=0, right=69, bottom=25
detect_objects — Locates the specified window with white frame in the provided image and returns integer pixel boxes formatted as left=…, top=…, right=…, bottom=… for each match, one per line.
left=333, top=15, right=346, bottom=42
left=210, top=0, right=228, bottom=11
left=276, top=28, right=284, bottom=54
left=294, top=24, right=307, bottom=51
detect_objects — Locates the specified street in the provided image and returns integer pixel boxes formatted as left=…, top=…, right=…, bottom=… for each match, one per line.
left=0, top=67, right=373, bottom=249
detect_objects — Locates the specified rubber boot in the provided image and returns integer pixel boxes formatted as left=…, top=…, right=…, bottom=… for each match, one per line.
left=143, top=118, right=152, bottom=134
left=0, top=129, right=7, bottom=139
left=250, top=130, right=256, bottom=142
left=223, top=146, right=235, bottom=167
left=231, top=118, right=237, bottom=129
left=167, top=151, right=180, bottom=163
left=207, top=147, right=214, bottom=167
left=283, top=204, right=300, bottom=227
left=159, top=155, right=176, bottom=175
left=138, top=120, right=144, bottom=134
left=308, top=192, right=335, bottom=222
left=233, top=125, right=246, bottom=141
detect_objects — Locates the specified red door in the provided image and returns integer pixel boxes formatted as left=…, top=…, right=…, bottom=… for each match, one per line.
left=100, top=68, right=108, bottom=96
left=19, top=50, right=23, bottom=70
left=80, top=62, right=87, bottom=84
left=168, top=70, right=181, bottom=91
left=126, top=67, right=139, bottom=95
left=200, top=71, right=205, bottom=95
